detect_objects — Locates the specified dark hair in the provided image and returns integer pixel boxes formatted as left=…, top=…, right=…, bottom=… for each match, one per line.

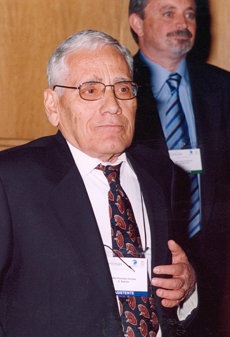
left=128, top=0, right=149, bottom=43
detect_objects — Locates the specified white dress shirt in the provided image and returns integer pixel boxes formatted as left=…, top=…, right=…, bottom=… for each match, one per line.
left=67, top=142, right=197, bottom=336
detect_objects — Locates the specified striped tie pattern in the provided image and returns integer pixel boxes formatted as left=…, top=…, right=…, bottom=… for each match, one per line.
left=97, top=164, right=159, bottom=337
left=165, top=73, right=200, bottom=237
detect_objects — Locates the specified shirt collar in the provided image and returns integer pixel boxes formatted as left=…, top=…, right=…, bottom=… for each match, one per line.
left=140, top=51, right=188, bottom=96
left=67, top=141, right=128, bottom=178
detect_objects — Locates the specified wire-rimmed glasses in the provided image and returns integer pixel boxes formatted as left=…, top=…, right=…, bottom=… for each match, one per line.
left=53, top=81, right=138, bottom=101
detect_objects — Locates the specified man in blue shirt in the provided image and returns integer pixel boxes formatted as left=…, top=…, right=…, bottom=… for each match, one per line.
left=129, top=0, right=230, bottom=336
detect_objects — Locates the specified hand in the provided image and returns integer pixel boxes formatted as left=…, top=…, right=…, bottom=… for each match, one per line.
left=151, top=240, right=196, bottom=308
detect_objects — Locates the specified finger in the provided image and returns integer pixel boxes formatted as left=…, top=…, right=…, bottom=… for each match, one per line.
left=151, top=276, right=184, bottom=290
left=161, top=298, right=180, bottom=308
left=168, top=240, right=187, bottom=264
left=153, top=264, right=184, bottom=276
left=155, top=287, right=185, bottom=302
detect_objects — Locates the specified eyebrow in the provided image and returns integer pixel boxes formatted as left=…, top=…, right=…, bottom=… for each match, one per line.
left=80, top=77, right=102, bottom=83
left=161, top=5, right=176, bottom=10
left=114, top=77, right=132, bottom=82
left=160, top=5, right=196, bottom=11
left=77, top=77, right=132, bottom=84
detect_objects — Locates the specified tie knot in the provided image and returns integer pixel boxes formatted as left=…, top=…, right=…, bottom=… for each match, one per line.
left=96, top=163, right=121, bottom=184
left=166, top=73, right=181, bottom=93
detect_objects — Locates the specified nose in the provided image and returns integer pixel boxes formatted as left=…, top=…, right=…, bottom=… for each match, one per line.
left=176, top=13, right=188, bottom=29
left=100, top=86, right=121, bottom=115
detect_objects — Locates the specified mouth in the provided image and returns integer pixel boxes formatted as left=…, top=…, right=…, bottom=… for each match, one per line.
left=98, top=123, right=123, bottom=128
left=174, top=36, right=191, bottom=44
left=97, top=124, right=124, bottom=132
left=169, top=35, right=192, bottom=47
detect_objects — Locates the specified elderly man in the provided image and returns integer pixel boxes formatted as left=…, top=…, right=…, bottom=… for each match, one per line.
left=0, top=30, right=196, bottom=337
left=129, top=0, right=230, bottom=335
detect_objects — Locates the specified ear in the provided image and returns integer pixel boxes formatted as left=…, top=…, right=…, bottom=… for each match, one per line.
left=129, top=13, right=144, bottom=38
left=44, top=88, right=60, bottom=127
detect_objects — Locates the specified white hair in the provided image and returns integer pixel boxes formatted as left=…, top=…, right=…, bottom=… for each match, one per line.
left=47, top=29, right=134, bottom=88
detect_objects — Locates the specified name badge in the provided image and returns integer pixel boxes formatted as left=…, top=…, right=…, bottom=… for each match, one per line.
left=168, top=148, right=202, bottom=173
left=108, top=257, right=148, bottom=296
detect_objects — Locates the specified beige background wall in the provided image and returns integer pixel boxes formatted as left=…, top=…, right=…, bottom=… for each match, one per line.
left=208, top=0, right=230, bottom=70
left=0, top=0, right=229, bottom=150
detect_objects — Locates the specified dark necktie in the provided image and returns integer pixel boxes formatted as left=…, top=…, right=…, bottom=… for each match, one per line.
left=165, top=73, right=200, bottom=237
left=96, top=163, right=159, bottom=337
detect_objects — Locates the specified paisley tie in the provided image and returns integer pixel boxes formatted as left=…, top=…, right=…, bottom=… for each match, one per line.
left=96, top=163, right=159, bottom=337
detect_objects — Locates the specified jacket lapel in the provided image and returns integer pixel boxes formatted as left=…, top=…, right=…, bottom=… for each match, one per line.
left=46, top=133, right=117, bottom=303
left=188, top=62, right=222, bottom=229
left=127, top=148, right=171, bottom=269
left=127, top=147, right=181, bottom=333
left=133, top=52, right=168, bottom=152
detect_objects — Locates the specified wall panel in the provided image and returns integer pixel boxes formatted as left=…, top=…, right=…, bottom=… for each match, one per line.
left=208, top=0, right=230, bottom=71
left=0, top=0, right=229, bottom=149
left=0, top=0, right=128, bottom=148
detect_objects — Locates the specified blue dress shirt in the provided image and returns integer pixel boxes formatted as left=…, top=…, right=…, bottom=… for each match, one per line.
left=140, top=51, right=197, bottom=148
left=140, top=51, right=202, bottom=230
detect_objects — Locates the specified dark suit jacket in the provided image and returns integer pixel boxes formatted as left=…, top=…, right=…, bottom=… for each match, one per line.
left=0, top=132, right=193, bottom=337
left=133, top=51, right=230, bottom=336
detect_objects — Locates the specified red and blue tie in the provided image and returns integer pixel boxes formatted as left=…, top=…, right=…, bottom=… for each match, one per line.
left=97, top=163, right=159, bottom=337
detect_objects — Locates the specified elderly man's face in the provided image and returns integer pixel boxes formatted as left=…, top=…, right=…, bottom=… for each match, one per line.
left=130, top=0, right=196, bottom=64
left=46, top=46, right=136, bottom=162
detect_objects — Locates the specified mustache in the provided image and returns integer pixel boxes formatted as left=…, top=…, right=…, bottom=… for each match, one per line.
left=167, top=29, right=193, bottom=38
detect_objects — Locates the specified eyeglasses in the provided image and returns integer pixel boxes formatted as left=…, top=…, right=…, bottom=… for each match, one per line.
left=53, top=81, right=138, bottom=101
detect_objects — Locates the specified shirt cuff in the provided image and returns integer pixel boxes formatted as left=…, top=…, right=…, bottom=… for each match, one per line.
left=177, top=283, right=198, bottom=321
